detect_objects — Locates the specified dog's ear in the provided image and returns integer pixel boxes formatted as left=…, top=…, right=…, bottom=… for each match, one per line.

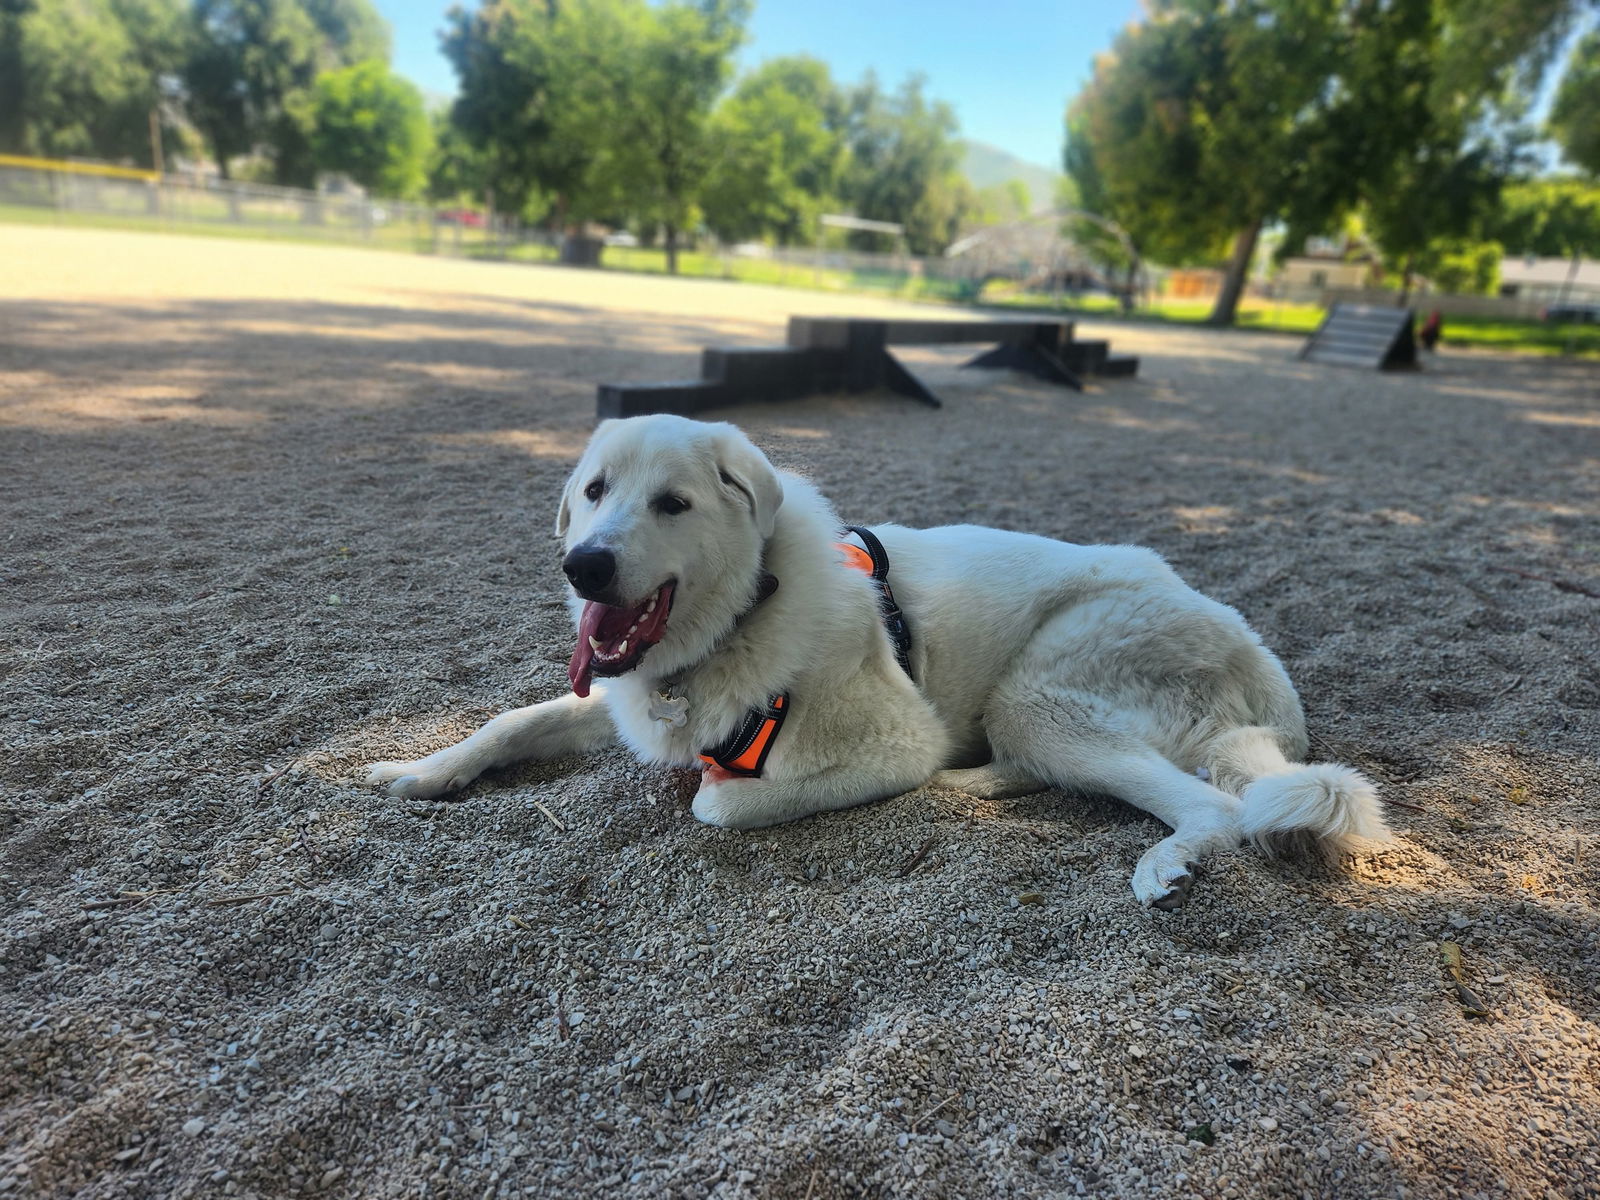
left=556, top=421, right=619, bottom=538
left=554, top=471, right=577, bottom=538
left=710, top=424, right=783, bottom=538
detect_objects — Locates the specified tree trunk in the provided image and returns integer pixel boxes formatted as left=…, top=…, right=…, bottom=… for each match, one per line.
left=1558, top=251, right=1580, bottom=306
left=664, top=220, right=679, bottom=275
left=1206, top=217, right=1263, bottom=326
left=1398, top=254, right=1415, bottom=306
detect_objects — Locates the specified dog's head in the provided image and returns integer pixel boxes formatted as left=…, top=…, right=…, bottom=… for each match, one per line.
left=556, top=415, right=784, bottom=696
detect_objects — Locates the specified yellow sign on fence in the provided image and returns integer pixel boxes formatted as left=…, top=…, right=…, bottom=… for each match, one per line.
left=0, top=154, right=160, bottom=183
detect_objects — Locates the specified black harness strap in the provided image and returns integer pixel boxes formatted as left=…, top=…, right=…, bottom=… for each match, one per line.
left=845, top=525, right=914, bottom=679
left=699, top=526, right=914, bottom=778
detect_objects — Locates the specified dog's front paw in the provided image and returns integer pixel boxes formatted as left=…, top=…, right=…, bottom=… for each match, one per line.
left=691, top=776, right=777, bottom=830
left=365, top=756, right=477, bottom=800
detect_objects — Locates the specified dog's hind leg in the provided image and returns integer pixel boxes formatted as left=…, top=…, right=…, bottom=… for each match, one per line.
left=988, top=689, right=1243, bottom=908
left=929, top=764, right=1049, bottom=800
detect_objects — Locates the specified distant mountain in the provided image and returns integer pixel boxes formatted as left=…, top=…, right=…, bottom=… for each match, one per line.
left=959, top=140, right=1064, bottom=213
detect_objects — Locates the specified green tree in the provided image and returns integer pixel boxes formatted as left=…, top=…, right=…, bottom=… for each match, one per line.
left=308, top=59, right=431, bottom=196
left=1065, top=0, right=1571, bottom=325
left=1489, top=177, right=1600, bottom=256
left=184, top=0, right=389, bottom=183
left=2, top=0, right=186, bottom=164
left=1065, top=4, right=1308, bottom=323
left=439, top=0, right=567, bottom=220
left=1416, top=237, right=1503, bottom=293
left=609, top=0, right=749, bottom=270
left=425, top=108, right=490, bottom=205
left=838, top=73, right=972, bottom=254
left=701, top=55, right=847, bottom=245
left=443, top=0, right=748, bottom=270
left=1549, top=30, right=1600, bottom=175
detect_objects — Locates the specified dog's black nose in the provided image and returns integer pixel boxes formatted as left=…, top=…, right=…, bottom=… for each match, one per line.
left=563, top=545, right=616, bottom=597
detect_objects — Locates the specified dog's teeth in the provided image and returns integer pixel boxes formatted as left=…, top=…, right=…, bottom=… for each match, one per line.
left=627, top=623, right=638, bottom=635
left=589, top=636, right=601, bottom=651
left=646, top=597, right=657, bottom=613
left=618, top=640, right=628, bottom=655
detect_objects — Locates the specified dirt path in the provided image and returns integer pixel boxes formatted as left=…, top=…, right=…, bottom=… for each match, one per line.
left=2, top=225, right=1597, bottom=1199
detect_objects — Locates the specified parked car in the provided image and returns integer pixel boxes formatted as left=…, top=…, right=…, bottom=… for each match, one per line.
left=436, top=208, right=485, bottom=228
left=1540, top=302, right=1600, bottom=324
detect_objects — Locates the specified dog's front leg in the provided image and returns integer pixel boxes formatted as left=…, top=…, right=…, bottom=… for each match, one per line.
left=366, top=691, right=616, bottom=800
left=690, top=760, right=929, bottom=830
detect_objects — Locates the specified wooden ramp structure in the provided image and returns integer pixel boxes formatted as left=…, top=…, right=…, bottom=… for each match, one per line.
left=1300, top=303, right=1418, bottom=370
left=597, top=316, right=1138, bottom=418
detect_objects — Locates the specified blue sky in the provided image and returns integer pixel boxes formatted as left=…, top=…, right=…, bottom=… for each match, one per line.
left=379, top=0, right=1143, bottom=172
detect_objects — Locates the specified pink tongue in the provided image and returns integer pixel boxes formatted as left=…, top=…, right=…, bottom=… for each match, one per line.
left=568, top=601, right=611, bottom=697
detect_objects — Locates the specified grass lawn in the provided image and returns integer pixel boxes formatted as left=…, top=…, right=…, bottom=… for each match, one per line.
left=5, top=203, right=1593, bottom=357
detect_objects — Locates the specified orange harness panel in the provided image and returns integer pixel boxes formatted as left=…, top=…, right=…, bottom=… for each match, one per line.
left=699, top=533, right=900, bottom=779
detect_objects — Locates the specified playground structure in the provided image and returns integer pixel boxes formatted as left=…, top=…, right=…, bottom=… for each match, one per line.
left=596, top=315, right=1139, bottom=418
left=1299, top=303, right=1419, bottom=369
left=943, top=208, right=1145, bottom=306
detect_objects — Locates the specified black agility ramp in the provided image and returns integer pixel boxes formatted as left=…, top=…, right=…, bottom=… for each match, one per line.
left=1300, top=303, right=1418, bottom=370
left=595, top=315, right=1140, bottom=419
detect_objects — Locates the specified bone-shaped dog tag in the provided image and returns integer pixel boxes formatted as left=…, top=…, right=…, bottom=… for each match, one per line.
left=649, top=690, right=689, bottom=728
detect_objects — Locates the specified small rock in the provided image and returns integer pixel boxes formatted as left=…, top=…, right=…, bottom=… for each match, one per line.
left=182, top=1118, right=205, bottom=1137
left=1257, top=1117, right=1278, bottom=1132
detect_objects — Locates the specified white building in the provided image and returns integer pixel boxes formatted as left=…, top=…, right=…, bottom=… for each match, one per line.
left=1498, top=256, right=1600, bottom=303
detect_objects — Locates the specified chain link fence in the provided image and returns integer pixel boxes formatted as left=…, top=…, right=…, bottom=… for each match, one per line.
left=0, top=155, right=544, bottom=257
left=0, top=156, right=1133, bottom=308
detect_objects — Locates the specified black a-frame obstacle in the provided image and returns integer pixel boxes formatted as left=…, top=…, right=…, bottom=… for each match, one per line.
left=1300, top=303, right=1418, bottom=370
left=596, top=316, right=1138, bottom=419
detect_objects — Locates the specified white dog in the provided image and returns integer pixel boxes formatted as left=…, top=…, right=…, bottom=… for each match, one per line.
left=368, top=415, right=1389, bottom=907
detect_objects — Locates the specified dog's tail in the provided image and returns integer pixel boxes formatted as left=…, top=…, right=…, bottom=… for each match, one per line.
left=1205, top=726, right=1391, bottom=858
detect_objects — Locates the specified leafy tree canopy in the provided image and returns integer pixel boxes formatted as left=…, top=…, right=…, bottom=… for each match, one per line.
left=308, top=58, right=431, bottom=197
left=184, top=0, right=390, bottom=182
left=1548, top=29, right=1600, bottom=175
left=1065, top=0, right=1595, bottom=322
left=2, top=0, right=187, bottom=164
left=700, top=55, right=848, bottom=245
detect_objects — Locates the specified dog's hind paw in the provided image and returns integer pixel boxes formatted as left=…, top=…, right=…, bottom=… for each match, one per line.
left=1149, top=872, right=1194, bottom=910
left=1132, top=839, right=1200, bottom=909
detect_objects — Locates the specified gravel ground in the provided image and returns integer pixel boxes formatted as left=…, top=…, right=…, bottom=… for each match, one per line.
left=2, top=225, right=1598, bottom=1200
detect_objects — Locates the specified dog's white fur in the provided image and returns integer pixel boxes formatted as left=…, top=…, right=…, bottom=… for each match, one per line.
left=368, top=415, right=1389, bottom=907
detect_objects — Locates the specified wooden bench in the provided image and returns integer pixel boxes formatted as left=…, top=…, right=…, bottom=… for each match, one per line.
left=596, top=316, right=1139, bottom=419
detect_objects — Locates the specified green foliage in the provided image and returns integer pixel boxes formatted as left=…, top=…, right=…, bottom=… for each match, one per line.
left=443, top=0, right=749, bottom=266
left=438, top=0, right=563, bottom=220
left=2, top=0, right=186, bottom=163
left=1549, top=30, right=1600, bottom=175
left=838, top=73, right=972, bottom=254
left=308, top=59, right=431, bottom=197
left=425, top=109, right=491, bottom=206
left=1488, top=177, right=1600, bottom=256
left=1062, top=0, right=1585, bottom=323
left=701, top=56, right=848, bottom=245
left=1418, top=238, right=1503, bottom=293
left=184, top=0, right=390, bottom=183
left=614, top=0, right=750, bottom=263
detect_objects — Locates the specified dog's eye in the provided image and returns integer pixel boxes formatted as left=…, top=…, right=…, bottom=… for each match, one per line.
left=654, top=495, right=691, bottom=516
left=584, top=479, right=604, bottom=503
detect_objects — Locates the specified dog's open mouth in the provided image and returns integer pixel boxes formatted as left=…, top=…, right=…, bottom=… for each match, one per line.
left=568, top=581, right=675, bottom=697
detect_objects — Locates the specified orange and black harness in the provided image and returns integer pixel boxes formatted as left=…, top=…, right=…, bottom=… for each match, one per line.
left=698, top=526, right=912, bottom=778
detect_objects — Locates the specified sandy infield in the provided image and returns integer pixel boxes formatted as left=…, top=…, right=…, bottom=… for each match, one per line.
left=2, top=224, right=1597, bottom=1199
